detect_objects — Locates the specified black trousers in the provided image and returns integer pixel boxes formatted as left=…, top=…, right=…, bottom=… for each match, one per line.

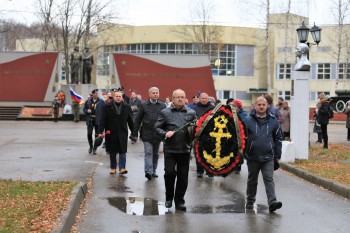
left=87, top=119, right=98, bottom=148
left=320, top=124, right=328, bottom=148
left=164, top=152, right=190, bottom=205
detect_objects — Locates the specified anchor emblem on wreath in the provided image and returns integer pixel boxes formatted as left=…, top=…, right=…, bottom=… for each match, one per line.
left=203, top=115, right=234, bottom=170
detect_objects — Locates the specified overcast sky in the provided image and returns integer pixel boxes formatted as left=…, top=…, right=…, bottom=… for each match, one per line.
left=1, top=0, right=347, bottom=27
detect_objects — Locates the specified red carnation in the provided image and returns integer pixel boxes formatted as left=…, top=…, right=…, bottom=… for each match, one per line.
left=106, top=130, right=111, bottom=134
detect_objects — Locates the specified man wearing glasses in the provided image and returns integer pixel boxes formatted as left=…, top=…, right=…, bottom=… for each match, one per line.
left=154, top=89, right=196, bottom=211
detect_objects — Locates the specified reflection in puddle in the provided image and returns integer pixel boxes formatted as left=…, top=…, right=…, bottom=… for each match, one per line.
left=108, top=197, right=168, bottom=216
left=108, top=196, right=267, bottom=215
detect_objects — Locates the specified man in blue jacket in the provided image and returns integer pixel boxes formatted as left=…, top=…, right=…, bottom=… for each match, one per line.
left=244, top=96, right=283, bottom=212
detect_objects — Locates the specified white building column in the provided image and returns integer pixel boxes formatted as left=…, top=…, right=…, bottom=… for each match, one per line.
left=290, top=71, right=310, bottom=160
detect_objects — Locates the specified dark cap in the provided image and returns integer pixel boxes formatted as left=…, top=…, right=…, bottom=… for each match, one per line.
left=226, top=98, right=234, bottom=105
left=192, top=95, right=199, bottom=99
left=91, top=89, right=99, bottom=94
left=110, top=88, right=118, bottom=92
left=117, top=87, right=124, bottom=92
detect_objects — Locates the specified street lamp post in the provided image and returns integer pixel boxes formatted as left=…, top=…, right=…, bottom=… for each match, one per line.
left=290, top=21, right=322, bottom=160
left=296, top=21, right=322, bottom=58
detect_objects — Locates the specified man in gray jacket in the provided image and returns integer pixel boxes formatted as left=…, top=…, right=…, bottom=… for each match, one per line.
left=154, top=89, right=196, bottom=211
left=131, top=87, right=166, bottom=180
left=244, top=96, right=283, bottom=212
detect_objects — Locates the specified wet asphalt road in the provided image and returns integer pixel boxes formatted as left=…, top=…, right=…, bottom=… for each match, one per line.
left=0, top=121, right=349, bottom=233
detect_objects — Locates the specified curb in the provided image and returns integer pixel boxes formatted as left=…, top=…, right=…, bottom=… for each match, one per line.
left=52, top=182, right=88, bottom=233
left=280, top=162, right=350, bottom=199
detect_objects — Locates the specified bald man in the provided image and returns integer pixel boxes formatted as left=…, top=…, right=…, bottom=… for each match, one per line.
left=244, top=96, right=283, bottom=212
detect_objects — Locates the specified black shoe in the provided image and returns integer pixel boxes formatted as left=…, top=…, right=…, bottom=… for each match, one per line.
left=207, top=173, right=214, bottom=177
left=92, top=148, right=97, bottom=155
left=145, top=173, right=152, bottom=180
left=245, top=203, right=254, bottom=209
left=102, top=143, right=106, bottom=148
left=197, top=172, right=203, bottom=178
left=152, top=173, right=158, bottom=178
left=165, top=201, right=172, bottom=208
left=88, top=147, right=93, bottom=154
left=269, top=201, right=282, bottom=212
left=175, top=204, right=187, bottom=211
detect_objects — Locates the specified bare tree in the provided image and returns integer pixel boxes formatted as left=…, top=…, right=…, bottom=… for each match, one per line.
left=265, top=0, right=272, bottom=93
left=36, top=0, right=56, bottom=51
left=0, top=20, right=34, bottom=51
left=330, top=0, right=350, bottom=88
left=170, top=0, right=224, bottom=54
left=52, top=0, right=116, bottom=84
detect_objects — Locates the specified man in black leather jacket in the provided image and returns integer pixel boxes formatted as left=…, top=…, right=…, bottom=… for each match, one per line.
left=244, top=96, right=283, bottom=212
left=154, top=89, right=196, bottom=211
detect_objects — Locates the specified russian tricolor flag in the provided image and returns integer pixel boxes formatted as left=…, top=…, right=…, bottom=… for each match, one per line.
left=70, top=87, right=84, bottom=104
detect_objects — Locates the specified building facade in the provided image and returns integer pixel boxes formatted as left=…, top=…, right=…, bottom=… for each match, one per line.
left=15, top=13, right=350, bottom=108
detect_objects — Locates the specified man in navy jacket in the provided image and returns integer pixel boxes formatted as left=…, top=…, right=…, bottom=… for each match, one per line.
left=244, top=96, right=283, bottom=212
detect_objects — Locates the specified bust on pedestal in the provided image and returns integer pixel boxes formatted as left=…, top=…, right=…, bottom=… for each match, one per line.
left=294, top=43, right=311, bottom=71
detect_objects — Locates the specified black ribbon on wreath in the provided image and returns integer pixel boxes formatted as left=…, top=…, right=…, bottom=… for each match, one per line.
left=194, top=104, right=246, bottom=176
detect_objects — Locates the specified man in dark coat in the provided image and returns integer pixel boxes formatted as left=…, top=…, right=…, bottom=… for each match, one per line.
left=83, top=89, right=105, bottom=155
left=244, top=96, right=283, bottom=212
left=191, top=92, right=214, bottom=178
left=131, top=87, right=166, bottom=180
left=98, top=91, right=134, bottom=175
left=154, top=89, right=196, bottom=211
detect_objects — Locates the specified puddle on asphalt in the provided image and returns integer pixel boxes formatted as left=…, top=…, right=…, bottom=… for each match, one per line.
left=107, top=196, right=267, bottom=215
left=108, top=197, right=168, bottom=215
left=108, top=185, right=133, bottom=193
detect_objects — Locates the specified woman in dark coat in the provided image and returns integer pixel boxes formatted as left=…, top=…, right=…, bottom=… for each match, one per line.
left=98, top=91, right=134, bottom=174
left=317, top=95, right=332, bottom=149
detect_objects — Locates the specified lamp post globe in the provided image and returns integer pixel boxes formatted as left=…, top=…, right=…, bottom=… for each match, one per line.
left=296, top=21, right=310, bottom=43
left=310, top=23, right=322, bottom=45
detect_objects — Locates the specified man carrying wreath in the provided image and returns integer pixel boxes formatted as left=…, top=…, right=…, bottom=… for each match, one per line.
left=154, top=89, right=196, bottom=211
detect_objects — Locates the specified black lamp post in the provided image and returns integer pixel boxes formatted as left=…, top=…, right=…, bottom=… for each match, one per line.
left=296, top=21, right=322, bottom=46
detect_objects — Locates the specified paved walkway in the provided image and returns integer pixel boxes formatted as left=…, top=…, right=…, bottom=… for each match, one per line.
left=0, top=121, right=349, bottom=233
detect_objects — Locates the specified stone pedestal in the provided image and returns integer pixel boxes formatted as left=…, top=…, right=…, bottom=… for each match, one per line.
left=290, top=71, right=310, bottom=160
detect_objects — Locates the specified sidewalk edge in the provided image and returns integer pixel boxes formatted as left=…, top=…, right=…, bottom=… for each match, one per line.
left=51, top=182, right=88, bottom=233
left=280, top=162, right=350, bottom=199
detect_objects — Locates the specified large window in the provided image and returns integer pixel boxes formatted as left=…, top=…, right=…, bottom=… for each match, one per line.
left=216, top=90, right=234, bottom=100
left=338, top=63, right=350, bottom=79
left=317, top=63, right=331, bottom=79
left=309, top=91, right=330, bottom=101
left=278, top=91, right=291, bottom=101
left=98, top=43, right=237, bottom=77
left=277, top=63, right=292, bottom=79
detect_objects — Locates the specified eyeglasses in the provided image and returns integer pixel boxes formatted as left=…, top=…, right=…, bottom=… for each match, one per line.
left=173, top=96, right=185, bottom=99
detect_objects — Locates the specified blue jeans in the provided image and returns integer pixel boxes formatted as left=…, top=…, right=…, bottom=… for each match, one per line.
left=246, top=159, right=277, bottom=206
left=109, top=152, right=126, bottom=169
left=143, top=141, right=160, bottom=174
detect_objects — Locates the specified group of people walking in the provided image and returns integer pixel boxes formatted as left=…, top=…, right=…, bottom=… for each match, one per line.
left=83, top=87, right=285, bottom=213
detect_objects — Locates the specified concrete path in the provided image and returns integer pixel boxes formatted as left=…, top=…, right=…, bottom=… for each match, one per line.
left=0, top=121, right=349, bottom=233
